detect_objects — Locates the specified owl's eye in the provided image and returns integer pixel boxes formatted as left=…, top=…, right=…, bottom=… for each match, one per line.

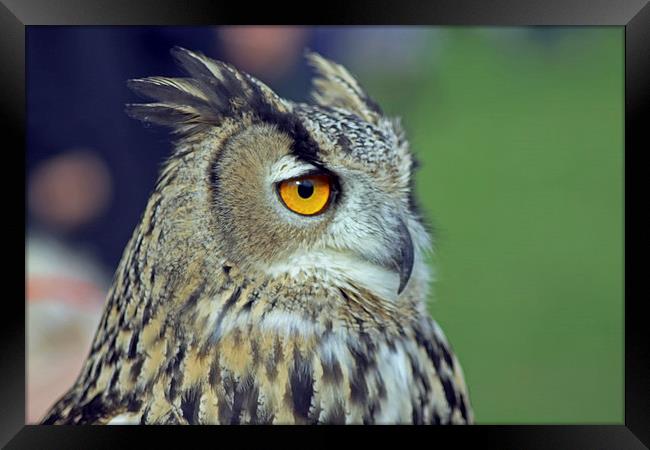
left=277, top=174, right=332, bottom=216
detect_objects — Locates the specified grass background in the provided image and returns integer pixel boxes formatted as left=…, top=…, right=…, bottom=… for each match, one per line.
left=356, top=28, right=623, bottom=423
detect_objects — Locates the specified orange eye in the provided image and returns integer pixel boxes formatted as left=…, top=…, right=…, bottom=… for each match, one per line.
left=278, top=174, right=332, bottom=216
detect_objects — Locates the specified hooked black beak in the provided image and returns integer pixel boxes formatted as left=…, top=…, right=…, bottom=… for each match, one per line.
left=396, top=219, right=414, bottom=295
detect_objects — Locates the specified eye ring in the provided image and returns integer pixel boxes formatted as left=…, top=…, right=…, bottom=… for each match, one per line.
left=277, top=173, right=333, bottom=216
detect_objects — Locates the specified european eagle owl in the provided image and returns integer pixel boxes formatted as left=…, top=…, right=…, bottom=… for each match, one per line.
left=42, top=47, right=473, bottom=425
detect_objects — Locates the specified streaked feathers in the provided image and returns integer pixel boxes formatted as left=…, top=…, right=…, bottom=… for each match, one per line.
left=42, top=46, right=473, bottom=425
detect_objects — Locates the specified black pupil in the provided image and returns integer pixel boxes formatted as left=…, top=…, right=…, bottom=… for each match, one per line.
left=297, top=180, right=314, bottom=199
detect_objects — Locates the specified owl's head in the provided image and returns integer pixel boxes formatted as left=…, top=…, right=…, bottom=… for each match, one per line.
left=126, top=47, right=431, bottom=304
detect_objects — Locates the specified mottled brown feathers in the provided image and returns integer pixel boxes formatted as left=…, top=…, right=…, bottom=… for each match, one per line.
left=42, top=47, right=473, bottom=425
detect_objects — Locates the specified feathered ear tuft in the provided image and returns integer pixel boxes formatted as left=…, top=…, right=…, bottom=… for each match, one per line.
left=126, top=46, right=290, bottom=135
left=306, top=51, right=383, bottom=125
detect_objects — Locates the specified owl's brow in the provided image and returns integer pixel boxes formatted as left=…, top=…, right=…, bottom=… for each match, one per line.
left=269, top=112, right=323, bottom=166
left=269, top=156, right=320, bottom=183
left=232, top=77, right=323, bottom=168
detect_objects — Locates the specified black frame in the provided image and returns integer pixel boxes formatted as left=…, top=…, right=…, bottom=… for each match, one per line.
left=3, top=0, right=648, bottom=448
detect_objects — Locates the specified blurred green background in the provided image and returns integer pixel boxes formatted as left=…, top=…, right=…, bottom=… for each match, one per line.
left=357, top=28, right=623, bottom=423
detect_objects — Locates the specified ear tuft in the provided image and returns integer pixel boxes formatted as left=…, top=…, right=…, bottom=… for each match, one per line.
left=306, top=51, right=383, bottom=124
left=126, top=46, right=290, bottom=135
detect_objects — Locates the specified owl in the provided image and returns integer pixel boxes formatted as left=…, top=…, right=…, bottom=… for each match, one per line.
left=42, top=47, right=473, bottom=425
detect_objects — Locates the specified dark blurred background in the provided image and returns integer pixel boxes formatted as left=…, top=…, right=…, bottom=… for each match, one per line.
left=26, top=26, right=623, bottom=424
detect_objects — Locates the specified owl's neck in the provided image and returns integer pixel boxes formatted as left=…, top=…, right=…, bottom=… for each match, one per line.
left=93, top=215, right=430, bottom=360
left=60, top=213, right=429, bottom=422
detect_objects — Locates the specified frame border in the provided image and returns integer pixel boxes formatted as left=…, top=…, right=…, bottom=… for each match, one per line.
left=3, top=0, right=647, bottom=447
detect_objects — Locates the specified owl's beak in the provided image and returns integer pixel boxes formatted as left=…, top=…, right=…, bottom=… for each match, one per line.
left=396, top=219, right=414, bottom=295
